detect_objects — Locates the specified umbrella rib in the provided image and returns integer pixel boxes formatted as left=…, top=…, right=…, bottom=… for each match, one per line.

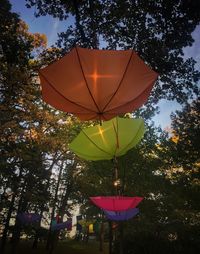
left=75, top=47, right=101, bottom=113
left=81, top=130, right=113, bottom=157
left=104, top=80, right=155, bottom=113
left=112, top=118, right=119, bottom=156
left=39, top=71, right=97, bottom=114
left=102, top=50, right=134, bottom=112
left=86, top=113, right=106, bottom=121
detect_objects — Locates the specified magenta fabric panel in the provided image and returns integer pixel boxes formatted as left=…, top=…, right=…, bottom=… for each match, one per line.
left=104, top=207, right=139, bottom=221
left=90, top=196, right=143, bottom=211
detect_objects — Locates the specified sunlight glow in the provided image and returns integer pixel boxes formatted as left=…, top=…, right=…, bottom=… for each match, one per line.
left=96, top=126, right=107, bottom=146
left=86, top=71, right=113, bottom=82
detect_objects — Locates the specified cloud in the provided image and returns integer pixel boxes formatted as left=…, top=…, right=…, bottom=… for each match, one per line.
left=48, top=19, right=60, bottom=46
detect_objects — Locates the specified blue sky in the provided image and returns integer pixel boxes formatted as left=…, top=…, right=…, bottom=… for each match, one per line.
left=10, top=0, right=72, bottom=46
left=10, top=0, right=200, bottom=129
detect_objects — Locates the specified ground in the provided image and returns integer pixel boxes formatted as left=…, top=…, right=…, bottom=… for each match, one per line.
left=3, top=239, right=109, bottom=254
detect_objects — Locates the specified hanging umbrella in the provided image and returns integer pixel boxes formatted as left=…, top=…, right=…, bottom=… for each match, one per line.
left=17, top=213, right=41, bottom=224
left=90, top=196, right=143, bottom=211
left=69, top=117, right=145, bottom=160
left=39, top=47, right=158, bottom=121
left=51, top=219, right=72, bottom=231
left=89, top=224, right=94, bottom=233
left=103, top=207, right=139, bottom=221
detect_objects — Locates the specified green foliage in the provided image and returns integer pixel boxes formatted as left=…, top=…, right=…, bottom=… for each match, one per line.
left=0, top=2, right=82, bottom=252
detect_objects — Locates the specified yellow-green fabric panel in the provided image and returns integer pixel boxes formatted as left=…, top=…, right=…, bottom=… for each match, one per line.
left=69, top=117, right=145, bottom=161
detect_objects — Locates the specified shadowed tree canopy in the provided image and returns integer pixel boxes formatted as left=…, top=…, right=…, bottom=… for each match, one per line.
left=170, top=97, right=200, bottom=167
left=26, top=0, right=200, bottom=108
left=0, top=1, right=80, bottom=253
left=154, top=98, right=200, bottom=244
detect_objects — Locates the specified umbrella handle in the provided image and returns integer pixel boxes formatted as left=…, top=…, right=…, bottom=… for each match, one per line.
left=113, top=157, right=121, bottom=195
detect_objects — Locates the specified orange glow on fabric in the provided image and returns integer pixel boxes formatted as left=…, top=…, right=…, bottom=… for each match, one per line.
left=39, top=47, right=158, bottom=121
left=86, top=71, right=114, bottom=83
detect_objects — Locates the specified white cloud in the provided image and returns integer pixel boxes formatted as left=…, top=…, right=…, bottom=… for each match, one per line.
left=48, top=19, right=60, bottom=46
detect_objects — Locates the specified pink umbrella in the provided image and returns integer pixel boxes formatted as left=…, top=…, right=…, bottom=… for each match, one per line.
left=90, top=196, right=143, bottom=211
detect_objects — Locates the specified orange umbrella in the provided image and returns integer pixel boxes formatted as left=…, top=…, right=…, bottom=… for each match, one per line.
left=39, top=47, right=158, bottom=121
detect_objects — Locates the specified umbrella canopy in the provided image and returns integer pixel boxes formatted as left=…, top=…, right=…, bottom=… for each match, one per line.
left=89, top=224, right=94, bottom=233
left=17, top=213, right=41, bottom=224
left=104, top=207, right=139, bottom=221
left=51, top=219, right=72, bottom=231
left=90, top=196, right=143, bottom=211
left=69, top=117, right=145, bottom=160
left=39, top=47, right=158, bottom=121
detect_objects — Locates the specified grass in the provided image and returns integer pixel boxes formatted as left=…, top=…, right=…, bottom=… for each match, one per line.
left=4, top=239, right=109, bottom=254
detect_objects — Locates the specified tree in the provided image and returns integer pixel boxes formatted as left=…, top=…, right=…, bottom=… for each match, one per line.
left=170, top=97, right=200, bottom=167
left=153, top=98, right=200, bottom=254
left=0, top=1, right=74, bottom=252
left=0, top=1, right=44, bottom=251
left=25, top=0, right=200, bottom=109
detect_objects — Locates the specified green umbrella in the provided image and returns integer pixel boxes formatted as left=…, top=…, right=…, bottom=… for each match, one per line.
left=69, top=117, right=145, bottom=161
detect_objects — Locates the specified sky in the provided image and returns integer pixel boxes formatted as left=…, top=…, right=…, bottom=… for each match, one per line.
left=10, top=0, right=200, bottom=129
left=10, top=0, right=72, bottom=46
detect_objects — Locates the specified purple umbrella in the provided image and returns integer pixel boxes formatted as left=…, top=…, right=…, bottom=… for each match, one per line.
left=103, top=207, right=139, bottom=221
left=17, top=213, right=41, bottom=224
left=51, top=219, right=72, bottom=231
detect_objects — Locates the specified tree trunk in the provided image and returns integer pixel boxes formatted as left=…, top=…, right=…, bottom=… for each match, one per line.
left=46, top=161, right=64, bottom=252
left=99, top=222, right=104, bottom=252
left=32, top=158, right=57, bottom=250
left=10, top=219, right=21, bottom=254
left=32, top=209, right=43, bottom=249
left=109, top=221, right=113, bottom=254
left=10, top=180, right=28, bottom=254
left=0, top=193, right=16, bottom=254
left=119, top=222, right=124, bottom=254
